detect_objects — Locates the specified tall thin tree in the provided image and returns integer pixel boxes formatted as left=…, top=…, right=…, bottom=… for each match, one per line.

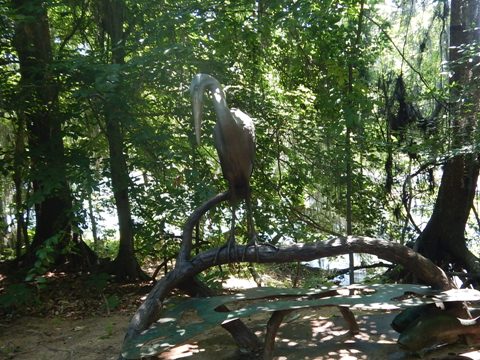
left=96, top=0, right=147, bottom=280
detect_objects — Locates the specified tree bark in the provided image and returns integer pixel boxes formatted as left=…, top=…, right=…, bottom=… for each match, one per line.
left=12, top=0, right=73, bottom=265
left=345, top=0, right=365, bottom=284
left=415, top=0, right=480, bottom=279
left=87, top=194, right=100, bottom=251
left=98, top=0, right=146, bottom=281
left=13, top=111, right=28, bottom=259
left=263, top=310, right=292, bottom=360
left=0, top=197, right=8, bottom=250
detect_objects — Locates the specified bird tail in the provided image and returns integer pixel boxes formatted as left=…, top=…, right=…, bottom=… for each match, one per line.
left=229, top=183, right=250, bottom=204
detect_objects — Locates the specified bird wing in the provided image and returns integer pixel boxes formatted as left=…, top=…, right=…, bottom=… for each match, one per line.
left=231, top=108, right=255, bottom=167
left=212, top=109, right=255, bottom=200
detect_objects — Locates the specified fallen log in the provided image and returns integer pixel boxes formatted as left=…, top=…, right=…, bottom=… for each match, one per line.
left=398, top=313, right=480, bottom=352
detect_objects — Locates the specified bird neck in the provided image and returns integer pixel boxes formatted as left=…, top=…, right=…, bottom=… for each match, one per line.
left=212, top=91, right=232, bottom=125
left=212, top=89, right=228, bottom=112
left=200, top=76, right=231, bottom=122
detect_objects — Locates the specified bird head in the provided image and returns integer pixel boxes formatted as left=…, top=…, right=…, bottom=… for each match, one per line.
left=190, top=75, right=205, bottom=145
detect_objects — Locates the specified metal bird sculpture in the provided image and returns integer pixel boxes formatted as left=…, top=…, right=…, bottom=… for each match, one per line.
left=190, top=73, right=256, bottom=260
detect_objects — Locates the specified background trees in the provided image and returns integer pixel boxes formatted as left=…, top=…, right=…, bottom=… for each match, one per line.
left=0, top=0, right=479, bottom=286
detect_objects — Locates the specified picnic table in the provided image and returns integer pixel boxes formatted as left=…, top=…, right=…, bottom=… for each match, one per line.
left=122, top=283, right=480, bottom=359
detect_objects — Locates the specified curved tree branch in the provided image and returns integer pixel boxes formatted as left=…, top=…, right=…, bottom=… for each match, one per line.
left=177, top=191, right=229, bottom=262
left=120, top=235, right=454, bottom=358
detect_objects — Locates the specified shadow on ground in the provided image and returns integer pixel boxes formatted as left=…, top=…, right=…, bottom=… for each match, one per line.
left=159, top=309, right=480, bottom=360
left=1, top=308, right=479, bottom=359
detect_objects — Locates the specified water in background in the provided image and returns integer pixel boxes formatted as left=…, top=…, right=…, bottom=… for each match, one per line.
left=303, top=253, right=371, bottom=285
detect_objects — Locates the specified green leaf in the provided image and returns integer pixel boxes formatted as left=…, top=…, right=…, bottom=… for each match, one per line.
left=87, top=273, right=110, bottom=292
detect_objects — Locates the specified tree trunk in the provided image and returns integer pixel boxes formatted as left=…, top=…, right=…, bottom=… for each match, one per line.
left=0, top=196, right=8, bottom=250
left=415, top=0, right=480, bottom=279
left=98, top=0, right=146, bottom=281
left=87, top=194, right=100, bottom=252
left=13, top=111, right=28, bottom=259
left=105, top=104, right=146, bottom=280
left=12, top=0, right=73, bottom=266
left=345, top=0, right=365, bottom=284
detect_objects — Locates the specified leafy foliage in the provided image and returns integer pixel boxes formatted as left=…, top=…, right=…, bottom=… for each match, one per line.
left=0, top=0, right=477, bottom=278
left=0, top=283, right=37, bottom=311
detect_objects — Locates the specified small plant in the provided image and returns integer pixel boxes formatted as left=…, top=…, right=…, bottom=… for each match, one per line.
left=0, top=247, right=15, bottom=261
left=198, top=267, right=226, bottom=290
left=0, top=283, right=37, bottom=311
left=25, top=233, right=64, bottom=282
left=86, top=273, right=120, bottom=314
left=86, top=272, right=110, bottom=292
left=0, top=342, right=20, bottom=358
left=103, top=294, right=120, bottom=313
left=92, top=238, right=120, bottom=259
left=101, top=321, right=115, bottom=339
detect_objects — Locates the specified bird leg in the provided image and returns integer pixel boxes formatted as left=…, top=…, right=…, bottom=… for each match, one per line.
left=242, top=195, right=260, bottom=261
left=214, top=204, right=238, bottom=264
left=242, top=195, right=278, bottom=262
left=226, top=206, right=237, bottom=260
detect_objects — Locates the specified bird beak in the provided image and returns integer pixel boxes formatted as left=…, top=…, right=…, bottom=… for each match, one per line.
left=192, top=90, right=203, bottom=145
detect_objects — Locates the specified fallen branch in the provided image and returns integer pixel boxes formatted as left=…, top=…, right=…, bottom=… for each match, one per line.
left=119, top=235, right=454, bottom=359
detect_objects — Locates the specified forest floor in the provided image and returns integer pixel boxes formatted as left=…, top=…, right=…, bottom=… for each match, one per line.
left=1, top=271, right=480, bottom=360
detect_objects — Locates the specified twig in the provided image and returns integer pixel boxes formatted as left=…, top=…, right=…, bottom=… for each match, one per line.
left=365, top=14, right=448, bottom=111
left=329, top=262, right=394, bottom=276
left=401, top=159, right=445, bottom=234
left=102, top=292, right=111, bottom=315
left=472, top=204, right=480, bottom=230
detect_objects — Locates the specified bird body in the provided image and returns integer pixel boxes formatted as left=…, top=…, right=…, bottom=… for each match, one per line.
left=214, top=108, right=255, bottom=202
left=190, top=73, right=257, bottom=260
left=190, top=73, right=255, bottom=203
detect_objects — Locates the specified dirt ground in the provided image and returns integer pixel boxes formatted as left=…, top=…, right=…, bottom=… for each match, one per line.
left=0, top=313, right=130, bottom=360
left=2, top=309, right=480, bottom=360
left=1, top=273, right=480, bottom=360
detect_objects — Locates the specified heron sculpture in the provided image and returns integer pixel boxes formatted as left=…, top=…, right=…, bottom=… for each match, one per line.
left=190, top=73, right=257, bottom=260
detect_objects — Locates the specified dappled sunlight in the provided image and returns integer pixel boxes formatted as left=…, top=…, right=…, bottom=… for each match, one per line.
left=122, top=285, right=480, bottom=359
left=352, top=332, right=372, bottom=341
left=462, top=350, right=480, bottom=359
left=222, top=276, right=258, bottom=290
left=160, top=343, right=205, bottom=359
left=328, top=348, right=367, bottom=360
left=311, top=318, right=336, bottom=337
left=135, top=305, right=480, bottom=359
left=279, top=337, right=299, bottom=346
left=265, top=309, right=403, bottom=359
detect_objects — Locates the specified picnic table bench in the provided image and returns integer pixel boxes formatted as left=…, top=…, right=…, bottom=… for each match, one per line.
left=121, top=284, right=480, bottom=359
